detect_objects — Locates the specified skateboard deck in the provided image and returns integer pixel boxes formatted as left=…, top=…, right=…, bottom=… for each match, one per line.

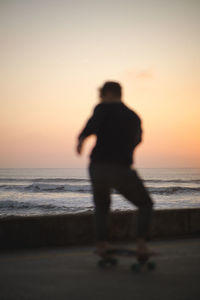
left=97, top=248, right=157, bottom=272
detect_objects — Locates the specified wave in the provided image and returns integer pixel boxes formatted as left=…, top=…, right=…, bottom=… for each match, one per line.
left=0, top=177, right=88, bottom=183
left=0, top=183, right=200, bottom=195
left=145, top=179, right=200, bottom=184
left=0, top=183, right=92, bottom=193
left=0, top=200, right=92, bottom=212
left=148, top=186, right=200, bottom=195
left=0, top=200, right=59, bottom=210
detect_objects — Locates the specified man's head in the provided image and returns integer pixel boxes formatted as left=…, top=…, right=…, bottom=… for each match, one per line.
left=99, top=81, right=122, bottom=103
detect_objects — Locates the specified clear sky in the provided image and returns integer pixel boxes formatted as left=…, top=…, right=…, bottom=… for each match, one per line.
left=0, top=0, right=200, bottom=168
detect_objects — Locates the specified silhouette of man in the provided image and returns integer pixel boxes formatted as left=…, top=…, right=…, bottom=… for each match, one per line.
left=77, top=81, right=153, bottom=256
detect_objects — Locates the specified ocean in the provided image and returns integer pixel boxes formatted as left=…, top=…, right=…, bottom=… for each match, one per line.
left=0, top=168, right=200, bottom=217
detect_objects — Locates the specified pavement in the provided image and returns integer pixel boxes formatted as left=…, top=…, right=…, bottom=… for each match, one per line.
left=0, top=238, right=200, bottom=300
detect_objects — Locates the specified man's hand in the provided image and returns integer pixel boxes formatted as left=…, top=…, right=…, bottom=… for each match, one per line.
left=76, top=137, right=84, bottom=155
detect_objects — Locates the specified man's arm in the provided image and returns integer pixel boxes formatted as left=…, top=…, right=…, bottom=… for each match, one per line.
left=76, top=104, right=104, bottom=154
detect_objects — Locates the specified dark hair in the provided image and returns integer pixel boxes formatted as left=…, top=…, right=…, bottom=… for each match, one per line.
left=99, top=81, right=122, bottom=98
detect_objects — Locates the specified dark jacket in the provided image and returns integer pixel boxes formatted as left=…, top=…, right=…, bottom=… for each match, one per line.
left=78, top=102, right=142, bottom=166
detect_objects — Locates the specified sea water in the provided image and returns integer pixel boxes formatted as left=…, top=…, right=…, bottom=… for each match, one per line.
left=0, top=168, right=200, bottom=217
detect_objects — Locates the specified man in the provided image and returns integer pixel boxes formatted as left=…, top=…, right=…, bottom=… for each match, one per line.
left=76, top=81, right=153, bottom=256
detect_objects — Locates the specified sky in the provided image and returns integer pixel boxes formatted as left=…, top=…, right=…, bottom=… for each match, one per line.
left=0, top=0, right=200, bottom=168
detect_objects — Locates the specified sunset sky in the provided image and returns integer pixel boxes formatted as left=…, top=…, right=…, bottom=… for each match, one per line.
left=1, top=0, right=200, bottom=168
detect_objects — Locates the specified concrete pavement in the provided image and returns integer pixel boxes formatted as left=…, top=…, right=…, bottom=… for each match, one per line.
left=0, top=238, right=200, bottom=300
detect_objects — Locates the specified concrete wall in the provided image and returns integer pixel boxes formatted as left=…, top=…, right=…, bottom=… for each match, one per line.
left=0, top=208, right=200, bottom=250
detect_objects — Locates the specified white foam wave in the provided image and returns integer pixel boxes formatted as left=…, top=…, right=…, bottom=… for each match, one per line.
left=0, top=200, right=93, bottom=212
left=0, top=183, right=200, bottom=195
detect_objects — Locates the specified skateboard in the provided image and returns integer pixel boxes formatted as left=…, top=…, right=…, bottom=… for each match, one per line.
left=97, top=248, right=157, bottom=272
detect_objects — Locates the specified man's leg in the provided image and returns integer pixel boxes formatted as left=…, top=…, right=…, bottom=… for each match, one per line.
left=111, top=166, right=154, bottom=254
left=89, top=163, right=111, bottom=255
left=93, top=183, right=111, bottom=242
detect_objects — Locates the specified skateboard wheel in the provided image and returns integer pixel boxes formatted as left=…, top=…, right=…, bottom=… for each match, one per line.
left=147, top=261, right=156, bottom=271
left=109, top=257, right=118, bottom=266
left=98, top=259, right=106, bottom=268
left=131, top=263, right=141, bottom=273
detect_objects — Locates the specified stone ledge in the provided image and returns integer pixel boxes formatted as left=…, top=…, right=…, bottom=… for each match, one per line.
left=0, top=208, right=199, bottom=249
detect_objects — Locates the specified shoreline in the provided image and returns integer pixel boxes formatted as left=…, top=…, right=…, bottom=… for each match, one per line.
left=0, top=208, right=200, bottom=250
left=1, top=206, right=200, bottom=219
